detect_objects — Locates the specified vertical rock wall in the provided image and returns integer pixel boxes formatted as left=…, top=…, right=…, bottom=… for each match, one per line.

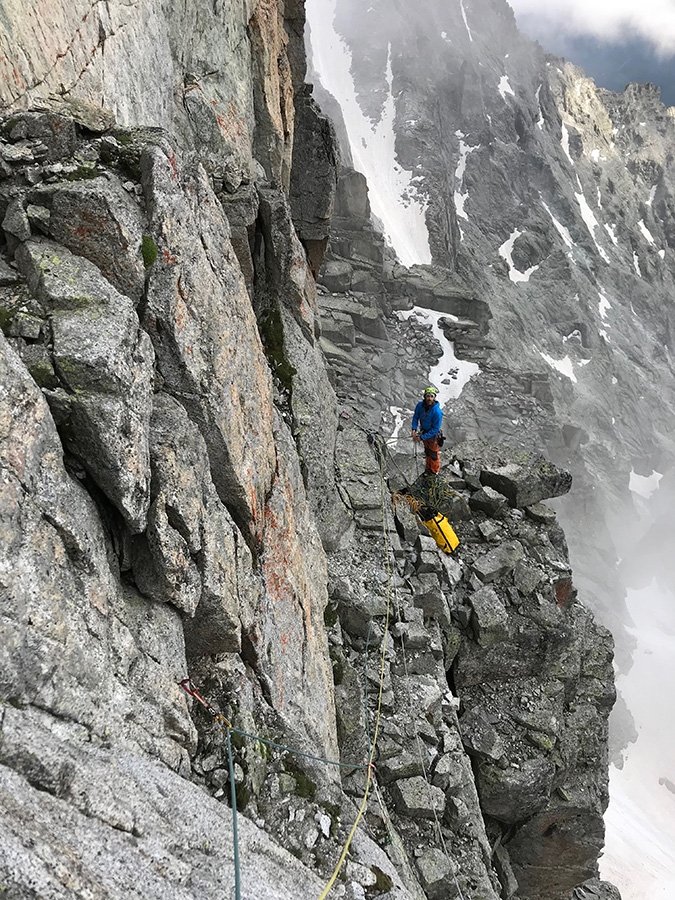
left=0, top=3, right=618, bottom=900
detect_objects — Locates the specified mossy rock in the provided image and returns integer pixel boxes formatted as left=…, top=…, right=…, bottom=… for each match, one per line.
left=0, top=305, right=14, bottom=333
left=283, top=761, right=316, bottom=800
left=141, top=235, right=158, bottom=269
left=372, top=866, right=394, bottom=894
left=22, top=346, right=59, bottom=389
left=258, top=302, right=297, bottom=398
left=62, top=164, right=102, bottom=182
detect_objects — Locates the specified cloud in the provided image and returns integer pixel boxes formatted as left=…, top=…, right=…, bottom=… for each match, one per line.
left=508, top=0, right=675, bottom=55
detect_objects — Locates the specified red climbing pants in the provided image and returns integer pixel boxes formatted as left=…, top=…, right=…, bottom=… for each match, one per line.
left=423, top=437, right=441, bottom=475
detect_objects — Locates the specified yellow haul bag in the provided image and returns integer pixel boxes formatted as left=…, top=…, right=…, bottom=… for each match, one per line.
left=421, top=512, right=459, bottom=554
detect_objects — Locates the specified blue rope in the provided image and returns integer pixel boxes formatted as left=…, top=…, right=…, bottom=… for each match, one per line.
left=226, top=727, right=242, bottom=900
left=229, top=727, right=370, bottom=771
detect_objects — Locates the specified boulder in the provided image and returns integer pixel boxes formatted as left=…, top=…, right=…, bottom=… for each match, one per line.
left=335, top=168, right=371, bottom=220
left=480, top=460, right=572, bottom=508
left=17, top=239, right=153, bottom=532
left=470, top=485, right=510, bottom=517
left=377, top=752, right=425, bottom=784
left=468, top=586, right=509, bottom=647
left=476, top=758, right=555, bottom=824
left=2, top=197, right=31, bottom=242
left=507, top=805, right=607, bottom=898
left=573, top=880, right=622, bottom=900
left=472, top=541, right=525, bottom=584
left=416, top=848, right=459, bottom=900
left=410, top=572, right=448, bottom=621
left=389, top=776, right=446, bottom=819
left=33, top=176, right=146, bottom=302
left=459, top=708, right=507, bottom=763
left=320, top=259, right=353, bottom=292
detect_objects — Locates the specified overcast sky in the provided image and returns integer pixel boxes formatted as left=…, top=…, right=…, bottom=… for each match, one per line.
left=508, top=0, right=675, bottom=105
left=508, top=0, right=675, bottom=54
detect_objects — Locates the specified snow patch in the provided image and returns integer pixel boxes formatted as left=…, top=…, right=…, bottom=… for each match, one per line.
left=575, top=179, right=610, bottom=263
left=540, top=198, right=574, bottom=248
left=540, top=352, right=576, bottom=383
left=499, top=230, right=539, bottom=283
left=459, top=0, right=473, bottom=42
left=535, top=84, right=544, bottom=130
left=633, top=252, right=642, bottom=277
left=454, top=138, right=479, bottom=222
left=638, top=219, right=655, bottom=245
left=307, top=1, right=431, bottom=267
left=629, top=469, right=663, bottom=499
left=397, top=306, right=480, bottom=406
left=591, top=148, right=600, bottom=162
left=389, top=406, right=406, bottom=440
left=440, top=31, right=451, bottom=43
left=659, top=248, right=666, bottom=259
left=605, top=223, right=619, bottom=246
left=498, top=75, right=515, bottom=100
left=561, top=123, right=574, bottom=166
left=598, top=290, right=611, bottom=320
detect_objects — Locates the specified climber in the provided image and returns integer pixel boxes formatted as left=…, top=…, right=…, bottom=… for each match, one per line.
left=411, top=386, right=443, bottom=476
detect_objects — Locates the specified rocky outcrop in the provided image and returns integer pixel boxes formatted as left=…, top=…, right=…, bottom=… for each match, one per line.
left=0, top=3, right=622, bottom=900
left=290, top=85, right=340, bottom=275
left=16, top=238, right=154, bottom=533
left=142, top=139, right=276, bottom=541
left=321, top=0, right=675, bottom=669
left=0, top=104, right=342, bottom=896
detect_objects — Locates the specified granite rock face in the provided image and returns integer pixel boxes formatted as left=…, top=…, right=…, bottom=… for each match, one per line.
left=0, top=3, right=624, bottom=900
left=0, top=98, right=343, bottom=897
left=142, top=141, right=276, bottom=541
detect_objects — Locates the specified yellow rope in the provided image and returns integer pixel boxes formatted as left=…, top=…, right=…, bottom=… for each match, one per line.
left=316, top=450, right=394, bottom=900
left=392, top=490, right=424, bottom=517
left=389, top=581, right=467, bottom=900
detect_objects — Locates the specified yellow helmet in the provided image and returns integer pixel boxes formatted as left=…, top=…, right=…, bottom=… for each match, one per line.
left=424, top=386, right=438, bottom=396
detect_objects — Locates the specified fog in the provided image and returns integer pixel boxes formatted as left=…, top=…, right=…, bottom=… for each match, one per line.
left=601, top=578, right=675, bottom=898
left=599, top=472, right=675, bottom=896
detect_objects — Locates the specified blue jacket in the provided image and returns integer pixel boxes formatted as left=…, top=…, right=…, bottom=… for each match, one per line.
left=412, top=400, right=442, bottom=440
